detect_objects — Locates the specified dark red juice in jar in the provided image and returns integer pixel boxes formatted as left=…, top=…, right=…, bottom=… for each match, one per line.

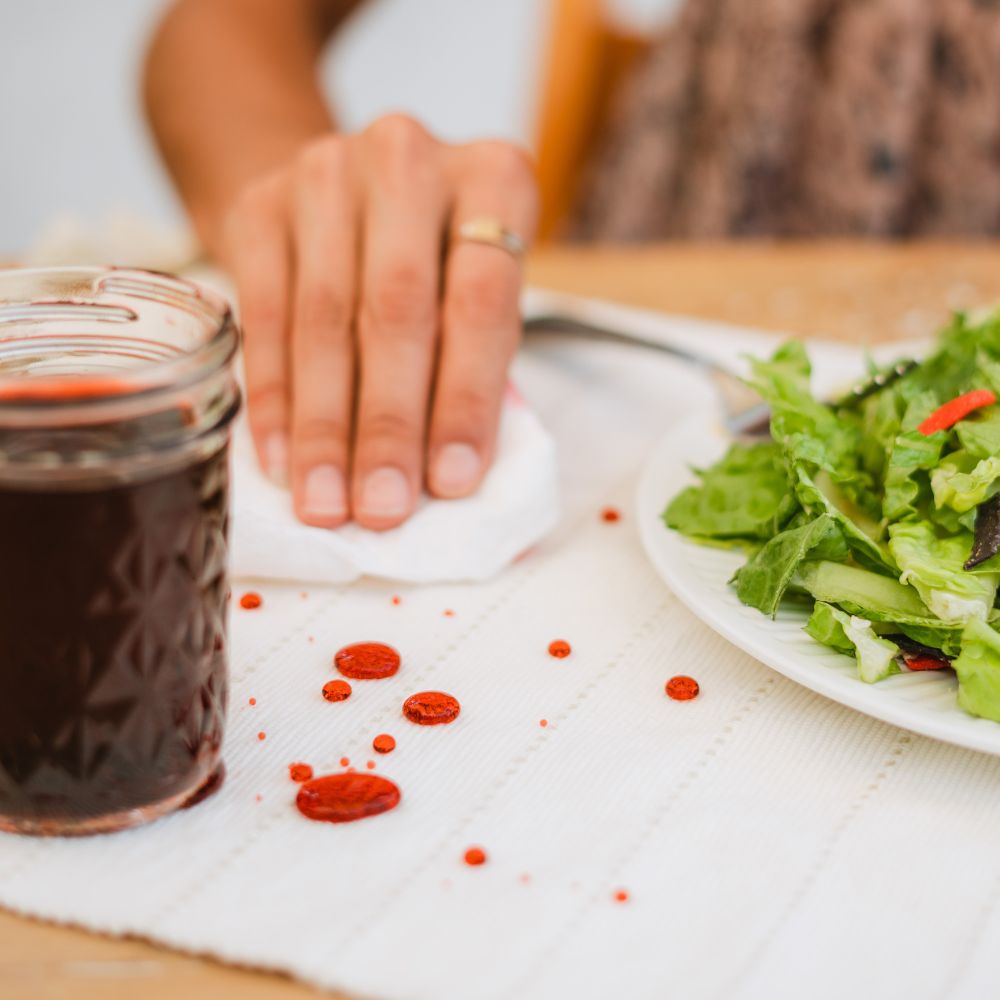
left=0, top=268, right=240, bottom=835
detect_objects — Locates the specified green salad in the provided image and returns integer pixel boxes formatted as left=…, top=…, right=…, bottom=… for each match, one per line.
left=664, top=309, right=1000, bottom=723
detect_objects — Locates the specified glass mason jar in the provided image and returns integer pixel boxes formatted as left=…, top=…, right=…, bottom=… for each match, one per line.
left=0, top=268, right=240, bottom=835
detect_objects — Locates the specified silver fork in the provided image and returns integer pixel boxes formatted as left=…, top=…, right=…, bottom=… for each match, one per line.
left=523, top=313, right=917, bottom=437
left=523, top=313, right=771, bottom=436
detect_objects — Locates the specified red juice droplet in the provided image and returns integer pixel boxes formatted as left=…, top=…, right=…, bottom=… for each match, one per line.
left=373, top=733, right=396, bottom=754
left=300, top=591, right=308, bottom=599
left=539, top=719, right=548, bottom=728
left=257, top=731, right=266, bottom=741
left=443, top=609, right=455, bottom=617
left=666, top=676, right=700, bottom=701
left=248, top=697, right=256, bottom=706
left=322, top=679, right=353, bottom=703
left=548, top=640, right=571, bottom=659
left=240, top=592, right=262, bottom=610
left=255, top=794, right=263, bottom=802
left=520, top=873, right=532, bottom=885
left=464, top=847, right=487, bottom=866
left=614, top=889, right=630, bottom=903
left=601, top=506, right=622, bottom=523
left=289, top=762, right=313, bottom=783
left=296, top=773, right=401, bottom=824
left=366, top=760, right=376, bottom=770
left=334, top=642, right=401, bottom=680
left=340, top=757, right=350, bottom=768
left=403, top=691, right=461, bottom=726
left=391, top=595, right=401, bottom=606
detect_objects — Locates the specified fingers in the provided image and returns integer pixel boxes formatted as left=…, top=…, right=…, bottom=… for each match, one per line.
left=353, top=116, right=446, bottom=530
left=428, top=142, right=538, bottom=498
left=227, top=173, right=293, bottom=485
left=289, top=137, right=358, bottom=527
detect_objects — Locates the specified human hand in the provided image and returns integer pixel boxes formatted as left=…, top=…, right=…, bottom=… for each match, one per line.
left=224, top=114, right=538, bottom=530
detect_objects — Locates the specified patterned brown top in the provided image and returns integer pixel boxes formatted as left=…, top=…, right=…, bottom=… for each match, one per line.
left=573, top=0, right=1000, bottom=240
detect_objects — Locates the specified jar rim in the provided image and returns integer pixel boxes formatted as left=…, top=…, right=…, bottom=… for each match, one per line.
left=0, top=266, right=239, bottom=414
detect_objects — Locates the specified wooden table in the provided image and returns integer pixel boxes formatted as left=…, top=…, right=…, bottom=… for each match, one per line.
left=4, top=241, right=1000, bottom=1000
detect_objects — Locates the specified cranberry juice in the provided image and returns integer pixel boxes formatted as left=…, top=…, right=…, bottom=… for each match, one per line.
left=0, top=445, right=230, bottom=832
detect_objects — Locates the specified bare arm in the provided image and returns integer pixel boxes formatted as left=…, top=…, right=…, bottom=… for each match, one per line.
left=144, top=0, right=360, bottom=258
left=144, top=0, right=538, bottom=533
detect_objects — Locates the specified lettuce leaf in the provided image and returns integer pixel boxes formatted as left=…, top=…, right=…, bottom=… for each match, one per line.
left=805, top=602, right=901, bottom=683
left=931, top=451, right=1000, bottom=514
left=664, top=441, right=797, bottom=541
left=887, top=522, right=999, bottom=623
left=954, top=619, right=1000, bottom=723
left=733, top=515, right=847, bottom=617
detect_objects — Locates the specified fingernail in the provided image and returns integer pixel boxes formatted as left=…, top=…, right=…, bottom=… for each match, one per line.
left=263, top=432, right=288, bottom=487
left=359, top=467, right=411, bottom=520
left=432, top=443, right=481, bottom=496
left=302, top=465, right=347, bottom=520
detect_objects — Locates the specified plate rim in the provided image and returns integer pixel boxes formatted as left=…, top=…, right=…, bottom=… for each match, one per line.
left=635, top=413, right=1000, bottom=758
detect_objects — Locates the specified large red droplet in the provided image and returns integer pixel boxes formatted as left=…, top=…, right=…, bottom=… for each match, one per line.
left=322, top=679, right=352, bottom=702
left=334, top=642, right=401, bottom=680
left=548, top=640, right=571, bottom=659
left=665, top=676, right=700, bottom=701
left=373, top=733, right=396, bottom=754
left=296, top=772, right=401, bottom=824
left=403, top=691, right=461, bottom=726
left=239, top=592, right=262, bottom=610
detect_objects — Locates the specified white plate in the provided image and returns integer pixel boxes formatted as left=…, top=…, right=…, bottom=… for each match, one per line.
left=636, top=413, right=1000, bottom=757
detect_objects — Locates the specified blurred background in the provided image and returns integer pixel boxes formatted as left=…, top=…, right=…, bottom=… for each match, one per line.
left=0, top=0, right=679, bottom=257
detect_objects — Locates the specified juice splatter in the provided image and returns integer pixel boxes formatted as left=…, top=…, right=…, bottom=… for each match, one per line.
left=403, top=692, right=461, bottom=726
left=464, top=847, right=487, bottom=866
left=296, top=773, right=401, bottom=824
left=334, top=642, right=401, bottom=680
left=665, top=676, right=700, bottom=701
left=239, top=592, right=262, bottom=610
left=322, top=679, right=353, bottom=702
left=548, top=640, right=571, bottom=659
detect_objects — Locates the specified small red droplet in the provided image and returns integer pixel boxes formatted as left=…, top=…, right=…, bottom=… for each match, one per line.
left=391, top=595, right=402, bottom=606
left=289, top=762, right=313, bottom=783
left=248, top=697, right=256, bottom=706
left=334, top=642, right=401, bottom=680
left=300, top=591, right=309, bottom=599
left=255, top=794, right=263, bottom=802
left=601, top=506, right=622, bottom=523
left=366, top=760, right=376, bottom=770
left=666, top=676, right=700, bottom=701
left=308, top=636, right=315, bottom=643
left=464, top=847, right=487, bottom=866
left=296, top=773, right=401, bottom=824
left=614, top=889, right=629, bottom=903
left=539, top=719, right=548, bottom=728
left=257, top=731, right=266, bottom=741
left=240, top=592, right=262, bottom=610
left=520, top=873, right=532, bottom=884
left=322, top=679, right=353, bottom=703
left=403, top=691, right=461, bottom=726
left=443, top=609, right=455, bottom=617
left=373, top=733, right=396, bottom=754
left=548, top=640, right=571, bottom=659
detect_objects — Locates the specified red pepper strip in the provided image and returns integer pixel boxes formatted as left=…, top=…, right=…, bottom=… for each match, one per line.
left=904, top=655, right=952, bottom=672
left=918, top=389, right=997, bottom=436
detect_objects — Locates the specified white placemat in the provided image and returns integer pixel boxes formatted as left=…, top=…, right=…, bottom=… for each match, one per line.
left=2, top=298, right=998, bottom=1000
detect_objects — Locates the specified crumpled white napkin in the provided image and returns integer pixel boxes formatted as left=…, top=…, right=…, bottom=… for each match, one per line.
left=230, top=387, right=559, bottom=584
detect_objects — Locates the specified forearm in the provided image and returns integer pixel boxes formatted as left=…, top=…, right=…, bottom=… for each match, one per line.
left=144, top=0, right=358, bottom=259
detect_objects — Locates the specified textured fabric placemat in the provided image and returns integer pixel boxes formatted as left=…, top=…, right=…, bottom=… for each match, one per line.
left=1, top=302, right=996, bottom=1000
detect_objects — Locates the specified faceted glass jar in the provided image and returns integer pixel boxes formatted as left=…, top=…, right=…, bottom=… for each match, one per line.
left=0, top=268, right=240, bottom=835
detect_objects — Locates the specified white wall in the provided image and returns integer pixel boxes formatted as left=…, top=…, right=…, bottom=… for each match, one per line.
left=0, top=0, right=681, bottom=256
